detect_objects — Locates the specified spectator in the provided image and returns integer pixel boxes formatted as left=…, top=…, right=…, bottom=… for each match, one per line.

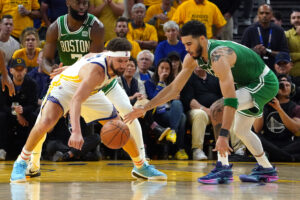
left=40, top=0, right=68, bottom=40
left=89, top=0, right=124, bottom=42
left=172, top=0, right=226, bottom=39
left=0, top=15, right=20, bottom=67
left=274, top=52, right=300, bottom=104
left=105, top=17, right=141, bottom=59
left=144, top=0, right=177, bottom=41
left=12, top=28, right=42, bottom=72
left=124, top=0, right=143, bottom=18
left=134, top=50, right=154, bottom=82
left=285, top=9, right=300, bottom=78
left=240, top=4, right=289, bottom=71
left=154, top=21, right=187, bottom=66
left=253, top=74, right=300, bottom=162
left=272, top=11, right=283, bottom=27
left=210, top=0, right=240, bottom=41
left=0, top=58, right=38, bottom=160
left=143, top=0, right=161, bottom=8
left=167, top=51, right=182, bottom=78
left=145, top=58, right=187, bottom=160
left=45, top=116, right=101, bottom=162
left=127, top=3, right=158, bottom=51
left=0, top=0, right=41, bottom=40
left=27, top=51, right=50, bottom=106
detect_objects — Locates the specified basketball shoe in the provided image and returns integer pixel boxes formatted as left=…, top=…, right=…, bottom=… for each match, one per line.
left=26, top=162, right=41, bottom=178
left=198, top=161, right=233, bottom=184
left=239, top=164, right=278, bottom=183
left=132, top=163, right=167, bottom=180
left=10, top=159, right=28, bottom=182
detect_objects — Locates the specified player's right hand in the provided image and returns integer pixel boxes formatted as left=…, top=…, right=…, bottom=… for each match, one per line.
left=1, top=74, right=15, bottom=97
left=68, top=132, right=84, bottom=150
left=124, top=107, right=146, bottom=124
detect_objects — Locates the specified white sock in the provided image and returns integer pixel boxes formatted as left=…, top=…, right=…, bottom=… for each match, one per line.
left=218, top=152, right=229, bottom=166
left=255, top=153, right=272, bottom=168
left=132, top=154, right=145, bottom=169
left=18, top=147, right=32, bottom=162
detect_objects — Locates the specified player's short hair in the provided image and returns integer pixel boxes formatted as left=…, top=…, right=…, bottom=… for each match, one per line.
left=116, top=16, right=129, bottom=25
left=180, top=20, right=207, bottom=38
left=163, top=21, right=179, bottom=32
left=106, top=38, right=132, bottom=52
left=0, top=15, right=13, bottom=23
left=131, top=3, right=146, bottom=13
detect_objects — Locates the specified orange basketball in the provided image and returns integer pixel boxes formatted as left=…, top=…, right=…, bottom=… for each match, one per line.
left=100, top=120, right=130, bottom=149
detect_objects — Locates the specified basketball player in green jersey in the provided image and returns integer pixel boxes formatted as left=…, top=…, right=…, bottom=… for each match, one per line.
left=125, top=20, right=279, bottom=184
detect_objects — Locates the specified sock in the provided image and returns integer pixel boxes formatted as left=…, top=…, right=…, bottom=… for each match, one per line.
left=18, top=148, right=32, bottom=162
left=31, top=134, right=47, bottom=169
left=255, top=153, right=272, bottom=168
left=132, top=155, right=145, bottom=169
left=126, top=119, right=146, bottom=159
left=218, top=152, right=229, bottom=166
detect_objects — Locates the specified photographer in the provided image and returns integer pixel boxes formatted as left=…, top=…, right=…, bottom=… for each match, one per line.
left=253, top=74, right=300, bottom=162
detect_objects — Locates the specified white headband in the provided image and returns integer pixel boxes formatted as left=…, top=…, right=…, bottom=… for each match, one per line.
left=106, top=51, right=131, bottom=58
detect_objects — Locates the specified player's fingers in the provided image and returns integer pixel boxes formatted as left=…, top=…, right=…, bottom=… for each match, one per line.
left=58, top=62, right=63, bottom=68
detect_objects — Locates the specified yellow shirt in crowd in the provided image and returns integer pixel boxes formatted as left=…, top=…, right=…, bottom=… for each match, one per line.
left=0, top=0, right=40, bottom=38
left=127, top=22, right=158, bottom=46
left=143, top=0, right=161, bottom=7
left=12, top=48, right=41, bottom=69
left=89, top=0, right=124, bottom=42
left=285, top=28, right=300, bottom=77
left=172, top=0, right=226, bottom=39
left=105, top=38, right=141, bottom=59
left=144, top=4, right=177, bottom=41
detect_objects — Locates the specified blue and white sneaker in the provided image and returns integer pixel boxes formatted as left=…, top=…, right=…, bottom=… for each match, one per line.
left=239, top=164, right=278, bottom=183
left=132, top=163, right=167, bottom=180
left=10, top=160, right=28, bottom=183
left=198, top=161, right=233, bottom=184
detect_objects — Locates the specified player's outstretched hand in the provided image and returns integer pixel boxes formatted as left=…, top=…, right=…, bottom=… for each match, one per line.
left=68, top=132, right=84, bottom=150
left=1, top=74, right=15, bottom=96
left=213, top=136, right=233, bottom=157
left=124, top=107, right=146, bottom=124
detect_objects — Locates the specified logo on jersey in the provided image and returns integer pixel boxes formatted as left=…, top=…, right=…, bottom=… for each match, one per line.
left=82, top=31, right=88, bottom=37
left=60, top=40, right=90, bottom=53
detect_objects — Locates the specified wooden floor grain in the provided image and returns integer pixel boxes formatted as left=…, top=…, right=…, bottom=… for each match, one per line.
left=1, top=160, right=300, bottom=200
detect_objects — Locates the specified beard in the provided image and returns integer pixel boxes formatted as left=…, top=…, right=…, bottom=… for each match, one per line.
left=110, top=62, right=124, bottom=76
left=192, top=43, right=203, bottom=59
left=116, top=31, right=126, bottom=38
left=69, top=6, right=87, bottom=21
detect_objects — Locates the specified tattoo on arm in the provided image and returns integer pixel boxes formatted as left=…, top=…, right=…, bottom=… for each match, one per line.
left=213, top=123, right=222, bottom=139
left=211, top=98, right=224, bottom=121
left=211, top=47, right=234, bottom=62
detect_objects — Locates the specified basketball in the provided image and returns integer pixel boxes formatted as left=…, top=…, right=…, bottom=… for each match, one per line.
left=100, top=120, right=130, bottom=149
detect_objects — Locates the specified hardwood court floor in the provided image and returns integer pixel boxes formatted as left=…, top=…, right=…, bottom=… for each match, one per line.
left=1, top=160, right=300, bottom=200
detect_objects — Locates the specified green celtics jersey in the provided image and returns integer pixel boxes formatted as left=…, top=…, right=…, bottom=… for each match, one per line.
left=197, top=40, right=266, bottom=87
left=57, top=14, right=96, bottom=66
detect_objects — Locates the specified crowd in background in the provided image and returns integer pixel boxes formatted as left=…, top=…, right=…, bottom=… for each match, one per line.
left=0, top=0, right=299, bottom=162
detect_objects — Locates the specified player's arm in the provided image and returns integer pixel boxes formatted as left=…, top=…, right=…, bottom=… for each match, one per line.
left=42, top=22, right=59, bottom=75
left=124, top=54, right=197, bottom=123
left=0, top=50, right=15, bottom=96
left=89, top=19, right=105, bottom=53
left=68, top=64, right=105, bottom=149
left=211, top=47, right=237, bottom=131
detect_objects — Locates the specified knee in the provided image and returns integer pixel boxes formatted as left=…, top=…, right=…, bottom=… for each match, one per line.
left=210, top=104, right=223, bottom=125
left=190, top=109, right=207, bottom=122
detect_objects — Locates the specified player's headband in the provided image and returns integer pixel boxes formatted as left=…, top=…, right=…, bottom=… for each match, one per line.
left=106, top=51, right=131, bottom=58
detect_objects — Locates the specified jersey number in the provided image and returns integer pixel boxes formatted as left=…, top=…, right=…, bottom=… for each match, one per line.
left=71, top=54, right=83, bottom=60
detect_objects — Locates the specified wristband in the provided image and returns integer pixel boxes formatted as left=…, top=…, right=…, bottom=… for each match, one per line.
left=224, top=98, right=239, bottom=109
left=219, top=128, right=229, bottom=137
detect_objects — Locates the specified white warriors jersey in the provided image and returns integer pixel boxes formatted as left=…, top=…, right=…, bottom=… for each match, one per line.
left=58, top=52, right=116, bottom=93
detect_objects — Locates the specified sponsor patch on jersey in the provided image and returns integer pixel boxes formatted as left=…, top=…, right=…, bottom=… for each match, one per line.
left=82, top=31, right=88, bottom=37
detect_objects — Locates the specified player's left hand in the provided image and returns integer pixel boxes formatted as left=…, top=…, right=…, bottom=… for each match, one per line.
left=213, top=136, right=233, bottom=157
left=50, top=63, right=66, bottom=79
left=124, top=107, right=146, bottom=124
left=1, top=74, right=15, bottom=96
left=68, top=132, right=84, bottom=150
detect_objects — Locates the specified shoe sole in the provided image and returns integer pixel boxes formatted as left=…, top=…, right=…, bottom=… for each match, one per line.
left=26, top=171, right=41, bottom=178
left=131, top=171, right=167, bottom=181
left=158, top=128, right=171, bottom=142
left=198, top=177, right=233, bottom=184
left=10, top=178, right=26, bottom=183
left=239, top=175, right=278, bottom=183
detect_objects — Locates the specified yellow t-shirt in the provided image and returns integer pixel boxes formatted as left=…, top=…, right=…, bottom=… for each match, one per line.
left=172, top=0, right=226, bottom=38
left=12, top=48, right=41, bottom=69
left=143, top=0, right=161, bottom=7
left=144, top=4, right=177, bottom=41
left=127, top=22, right=158, bottom=45
left=89, top=0, right=124, bottom=42
left=0, top=0, right=40, bottom=38
left=105, top=38, right=141, bottom=59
